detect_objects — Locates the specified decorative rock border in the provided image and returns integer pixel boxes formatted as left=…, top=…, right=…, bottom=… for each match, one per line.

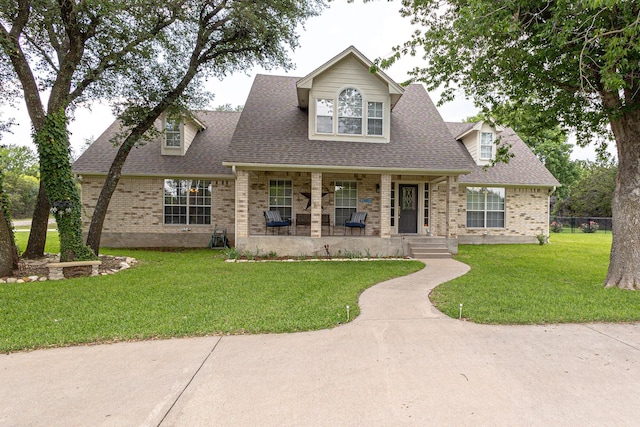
left=0, top=255, right=138, bottom=284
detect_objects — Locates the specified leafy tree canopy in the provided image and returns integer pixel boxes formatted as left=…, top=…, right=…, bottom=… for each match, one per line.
left=384, top=0, right=640, bottom=288
left=554, top=161, right=617, bottom=218
left=0, top=144, right=39, bottom=177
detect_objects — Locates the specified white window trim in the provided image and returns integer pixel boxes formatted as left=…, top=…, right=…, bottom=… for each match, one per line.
left=316, top=98, right=334, bottom=134
left=337, top=88, right=363, bottom=136
left=163, top=179, right=212, bottom=225
left=268, top=179, right=293, bottom=220
left=366, top=101, right=384, bottom=136
left=165, top=117, right=183, bottom=148
left=312, top=87, right=386, bottom=140
left=466, top=187, right=505, bottom=229
left=479, top=131, right=494, bottom=160
left=334, top=180, right=358, bottom=226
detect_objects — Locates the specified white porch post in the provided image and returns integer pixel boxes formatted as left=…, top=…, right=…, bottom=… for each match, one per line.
left=380, top=174, right=391, bottom=238
left=235, top=169, right=250, bottom=238
left=311, top=172, right=322, bottom=238
left=445, top=175, right=458, bottom=239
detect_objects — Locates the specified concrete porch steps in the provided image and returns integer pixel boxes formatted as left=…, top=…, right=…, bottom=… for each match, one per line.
left=407, top=238, right=452, bottom=259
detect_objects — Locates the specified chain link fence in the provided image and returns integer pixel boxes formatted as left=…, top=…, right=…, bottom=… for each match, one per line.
left=549, top=216, right=612, bottom=233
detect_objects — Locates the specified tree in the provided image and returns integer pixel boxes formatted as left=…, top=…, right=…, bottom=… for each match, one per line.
left=387, top=1, right=640, bottom=289
left=554, top=161, right=616, bottom=218
left=0, top=169, right=19, bottom=276
left=85, top=0, right=323, bottom=254
left=0, top=144, right=39, bottom=218
left=215, top=103, right=244, bottom=112
left=0, top=1, right=193, bottom=260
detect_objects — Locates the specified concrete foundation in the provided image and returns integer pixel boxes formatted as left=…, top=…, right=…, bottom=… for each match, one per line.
left=89, top=232, right=235, bottom=249
left=235, top=235, right=459, bottom=257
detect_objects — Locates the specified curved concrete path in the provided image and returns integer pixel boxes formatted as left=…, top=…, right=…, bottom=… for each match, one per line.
left=2, top=259, right=640, bottom=426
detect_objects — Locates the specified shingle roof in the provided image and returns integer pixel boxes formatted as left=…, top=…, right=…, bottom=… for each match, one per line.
left=73, top=76, right=558, bottom=189
left=73, top=111, right=240, bottom=177
left=222, top=75, right=474, bottom=173
left=444, top=122, right=560, bottom=187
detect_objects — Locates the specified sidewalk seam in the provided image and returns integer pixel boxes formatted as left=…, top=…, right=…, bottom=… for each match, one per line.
left=582, top=324, right=640, bottom=351
left=157, top=337, right=223, bottom=426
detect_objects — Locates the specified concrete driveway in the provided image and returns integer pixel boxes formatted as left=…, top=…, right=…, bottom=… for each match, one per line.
left=2, top=259, right=640, bottom=426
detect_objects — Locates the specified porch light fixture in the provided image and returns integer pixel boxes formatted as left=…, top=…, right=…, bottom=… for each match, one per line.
left=375, top=184, right=380, bottom=193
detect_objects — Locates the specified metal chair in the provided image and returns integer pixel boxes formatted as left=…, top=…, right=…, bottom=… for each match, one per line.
left=344, top=212, right=367, bottom=235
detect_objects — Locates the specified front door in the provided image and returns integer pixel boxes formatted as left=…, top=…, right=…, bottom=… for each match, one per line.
left=398, top=184, right=418, bottom=233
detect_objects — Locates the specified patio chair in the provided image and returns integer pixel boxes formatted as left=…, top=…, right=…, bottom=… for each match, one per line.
left=264, top=210, right=291, bottom=234
left=344, top=212, right=367, bottom=235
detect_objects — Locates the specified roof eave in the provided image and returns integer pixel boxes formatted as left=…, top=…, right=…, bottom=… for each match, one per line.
left=222, top=161, right=471, bottom=176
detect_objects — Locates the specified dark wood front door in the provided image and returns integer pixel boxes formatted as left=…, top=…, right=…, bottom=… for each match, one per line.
left=398, top=184, right=418, bottom=233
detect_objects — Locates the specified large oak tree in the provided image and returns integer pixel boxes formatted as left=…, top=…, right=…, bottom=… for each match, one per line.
left=387, top=0, right=640, bottom=289
left=1, top=0, right=323, bottom=260
left=1, top=0, right=185, bottom=260
left=85, top=0, right=323, bottom=254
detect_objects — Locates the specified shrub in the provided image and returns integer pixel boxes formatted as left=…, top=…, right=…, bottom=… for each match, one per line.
left=550, top=221, right=563, bottom=233
left=580, top=221, right=599, bottom=233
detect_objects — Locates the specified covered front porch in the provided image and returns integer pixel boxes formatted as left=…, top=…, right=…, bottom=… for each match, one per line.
left=233, top=169, right=461, bottom=256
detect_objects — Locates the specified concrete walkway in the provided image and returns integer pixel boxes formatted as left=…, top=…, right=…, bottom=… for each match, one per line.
left=2, top=259, right=640, bottom=426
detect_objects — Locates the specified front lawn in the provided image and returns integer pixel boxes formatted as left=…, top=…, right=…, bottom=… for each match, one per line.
left=431, top=233, right=640, bottom=324
left=2, top=232, right=422, bottom=353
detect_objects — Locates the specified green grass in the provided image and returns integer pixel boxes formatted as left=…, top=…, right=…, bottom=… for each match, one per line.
left=432, top=232, right=640, bottom=324
left=2, top=232, right=423, bottom=353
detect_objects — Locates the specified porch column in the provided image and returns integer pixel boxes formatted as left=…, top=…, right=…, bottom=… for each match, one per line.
left=445, top=175, right=458, bottom=239
left=310, top=172, right=322, bottom=238
left=235, top=169, right=250, bottom=238
left=380, top=174, right=391, bottom=238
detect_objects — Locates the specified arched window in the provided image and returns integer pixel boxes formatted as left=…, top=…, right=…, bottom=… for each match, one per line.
left=338, top=88, right=362, bottom=135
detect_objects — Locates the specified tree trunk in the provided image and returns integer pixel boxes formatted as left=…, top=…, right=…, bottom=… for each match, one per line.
left=0, top=195, right=18, bottom=277
left=604, top=109, right=640, bottom=289
left=86, top=67, right=200, bottom=254
left=36, top=111, right=96, bottom=262
left=22, top=182, right=50, bottom=259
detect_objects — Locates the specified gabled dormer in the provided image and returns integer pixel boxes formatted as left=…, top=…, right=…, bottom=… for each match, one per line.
left=296, top=46, right=404, bottom=144
left=161, top=112, right=206, bottom=156
left=456, top=121, right=505, bottom=165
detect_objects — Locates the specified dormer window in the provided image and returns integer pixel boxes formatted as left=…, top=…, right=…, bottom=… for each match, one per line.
left=316, top=99, right=334, bottom=134
left=165, top=117, right=182, bottom=147
left=480, top=132, right=494, bottom=160
left=338, top=88, right=363, bottom=135
left=367, top=102, right=383, bottom=136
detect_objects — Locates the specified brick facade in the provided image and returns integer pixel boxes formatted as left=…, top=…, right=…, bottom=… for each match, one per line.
left=80, top=174, right=550, bottom=248
left=80, top=175, right=235, bottom=247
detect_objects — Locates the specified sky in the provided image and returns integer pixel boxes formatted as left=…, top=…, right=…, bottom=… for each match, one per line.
left=0, top=0, right=607, bottom=161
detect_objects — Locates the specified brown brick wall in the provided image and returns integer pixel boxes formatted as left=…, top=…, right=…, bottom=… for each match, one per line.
left=457, top=186, right=550, bottom=236
left=80, top=176, right=235, bottom=234
left=247, top=171, right=382, bottom=236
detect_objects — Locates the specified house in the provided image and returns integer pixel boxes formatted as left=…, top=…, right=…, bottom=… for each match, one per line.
left=73, top=46, right=559, bottom=256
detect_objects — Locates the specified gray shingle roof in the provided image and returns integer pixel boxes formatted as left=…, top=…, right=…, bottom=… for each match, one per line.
left=73, top=75, right=559, bottom=189
left=445, top=122, right=560, bottom=187
left=223, top=75, right=474, bottom=172
left=73, top=111, right=240, bottom=177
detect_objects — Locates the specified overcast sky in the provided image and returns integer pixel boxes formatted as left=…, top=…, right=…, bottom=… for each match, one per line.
left=1, top=0, right=605, bottom=160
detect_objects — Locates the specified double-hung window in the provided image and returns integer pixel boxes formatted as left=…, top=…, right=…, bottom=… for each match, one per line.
left=466, top=187, right=505, bottom=228
left=338, top=88, right=363, bottom=135
left=316, top=99, right=334, bottom=134
left=480, top=132, right=494, bottom=160
left=367, top=102, right=383, bottom=136
left=164, top=179, right=212, bottom=224
left=165, top=117, right=182, bottom=147
left=335, top=181, right=357, bottom=226
left=268, top=179, right=292, bottom=220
